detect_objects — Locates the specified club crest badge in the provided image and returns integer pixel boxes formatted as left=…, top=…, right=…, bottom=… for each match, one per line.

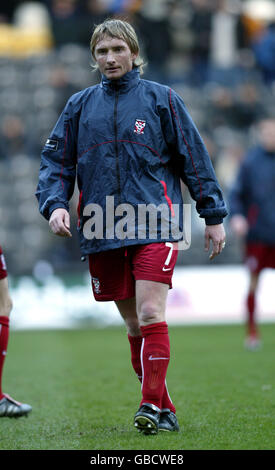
left=134, top=119, right=146, bottom=135
left=92, top=277, right=101, bottom=294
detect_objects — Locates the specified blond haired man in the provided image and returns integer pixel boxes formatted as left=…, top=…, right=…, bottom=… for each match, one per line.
left=37, top=19, right=227, bottom=434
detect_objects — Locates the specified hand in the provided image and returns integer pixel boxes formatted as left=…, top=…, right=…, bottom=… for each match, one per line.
left=204, top=223, right=226, bottom=260
left=49, top=208, right=72, bottom=237
left=230, top=214, right=248, bottom=238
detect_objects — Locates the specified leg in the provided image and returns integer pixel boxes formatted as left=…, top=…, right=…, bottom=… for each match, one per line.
left=90, top=244, right=178, bottom=432
left=136, top=281, right=174, bottom=412
left=115, top=297, right=143, bottom=382
left=247, top=271, right=260, bottom=333
left=115, top=297, right=140, bottom=337
left=245, top=271, right=261, bottom=349
left=0, top=278, right=12, bottom=400
left=116, top=292, right=175, bottom=415
left=131, top=242, right=178, bottom=433
left=133, top=280, right=179, bottom=433
left=136, top=279, right=168, bottom=326
left=0, top=277, right=32, bottom=417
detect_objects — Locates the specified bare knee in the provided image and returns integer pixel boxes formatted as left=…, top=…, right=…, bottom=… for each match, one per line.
left=138, top=301, right=164, bottom=326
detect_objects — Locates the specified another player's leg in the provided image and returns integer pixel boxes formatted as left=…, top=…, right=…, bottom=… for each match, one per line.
left=245, top=271, right=261, bottom=350
left=0, top=275, right=32, bottom=418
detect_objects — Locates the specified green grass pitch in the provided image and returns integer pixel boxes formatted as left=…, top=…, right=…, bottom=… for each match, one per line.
left=0, top=323, right=275, bottom=450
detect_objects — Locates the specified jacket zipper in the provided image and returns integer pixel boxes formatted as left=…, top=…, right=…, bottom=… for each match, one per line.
left=114, top=89, right=121, bottom=203
left=114, top=88, right=125, bottom=247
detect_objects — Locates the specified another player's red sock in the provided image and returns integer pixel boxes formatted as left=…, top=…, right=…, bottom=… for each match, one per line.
left=128, top=333, right=176, bottom=413
left=0, top=316, right=10, bottom=400
left=140, top=321, right=175, bottom=412
left=247, top=291, right=257, bottom=335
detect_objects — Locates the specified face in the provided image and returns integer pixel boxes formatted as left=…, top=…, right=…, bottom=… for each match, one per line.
left=94, top=35, right=137, bottom=80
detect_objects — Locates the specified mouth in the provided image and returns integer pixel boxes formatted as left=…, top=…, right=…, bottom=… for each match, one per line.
left=106, top=67, right=120, bottom=73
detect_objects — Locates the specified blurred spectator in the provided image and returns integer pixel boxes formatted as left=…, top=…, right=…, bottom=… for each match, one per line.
left=207, top=81, right=264, bottom=131
left=229, top=116, right=275, bottom=349
left=47, top=0, right=87, bottom=46
left=215, top=138, right=245, bottom=194
left=207, top=85, right=238, bottom=129
left=85, top=0, right=110, bottom=23
left=79, top=0, right=113, bottom=47
left=233, top=81, right=265, bottom=127
left=0, top=115, right=38, bottom=159
left=47, top=64, right=81, bottom=113
left=252, top=21, right=275, bottom=86
left=135, top=0, right=174, bottom=82
left=209, top=0, right=246, bottom=86
left=188, top=0, right=213, bottom=85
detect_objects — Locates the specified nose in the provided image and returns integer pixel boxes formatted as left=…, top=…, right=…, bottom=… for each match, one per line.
left=106, top=51, right=115, bottom=64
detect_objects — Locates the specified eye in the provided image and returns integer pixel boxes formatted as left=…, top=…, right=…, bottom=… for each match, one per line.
left=96, top=48, right=107, bottom=55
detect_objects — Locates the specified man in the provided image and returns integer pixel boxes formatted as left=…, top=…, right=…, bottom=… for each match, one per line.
left=229, top=117, right=275, bottom=350
left=0, top=246, right=32, bottom=417
left=36, top=19, right=227, bottom=434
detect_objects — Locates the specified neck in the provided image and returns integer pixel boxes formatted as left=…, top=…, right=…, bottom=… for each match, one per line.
left=101, top=67, right=140, bottom=92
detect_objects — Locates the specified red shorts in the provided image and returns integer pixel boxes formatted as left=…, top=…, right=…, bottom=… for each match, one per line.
left=88, top=242, right=178, bottom=301
left=245, top=242, right=275, bottom=273
left=0, top=246, right=8, bottom=280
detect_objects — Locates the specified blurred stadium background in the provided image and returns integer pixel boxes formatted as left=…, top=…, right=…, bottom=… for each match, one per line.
left=0, top=0, right=274, bottom=329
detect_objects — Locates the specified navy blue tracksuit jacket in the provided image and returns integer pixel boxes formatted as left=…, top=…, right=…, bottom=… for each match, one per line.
left=36, top=68, right=227, bottom=255
left=229, top=145, right=275, bottom=244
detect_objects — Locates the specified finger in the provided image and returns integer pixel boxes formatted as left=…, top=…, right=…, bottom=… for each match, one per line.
left=204, top=234, right=210, bottom=252
left=57, top=224, right=72, bottom=237
left=210, top=239, right=226, bottom=260
left=58, top=228, right=72, bottom=237
left=63, top=213, right=72, bottom=237
left=209, top=250, right=216, bottom=260
left=220, top=240, right=226, bottom=252
left=209, top=240, right=220, bottom=260
left=50, top=219, right=72, bottom=237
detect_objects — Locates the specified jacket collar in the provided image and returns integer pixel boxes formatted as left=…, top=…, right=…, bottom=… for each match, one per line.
left=101, top=67, right=140, bottom=93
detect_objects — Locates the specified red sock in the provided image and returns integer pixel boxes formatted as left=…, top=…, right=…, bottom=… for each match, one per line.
left=128, top=333, right=176, bottom=413
left=247, top=292, right=257, bottom=335
left=0, top=316, right=10, bottom=400
left=128, top=334, right=143, bottom=382
left=140, top=321, right=175, bottom=412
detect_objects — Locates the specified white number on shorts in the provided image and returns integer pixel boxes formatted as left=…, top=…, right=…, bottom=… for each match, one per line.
left=163, top=242, right=173, bottom=269
left=0, top=254, right=7, bottom=271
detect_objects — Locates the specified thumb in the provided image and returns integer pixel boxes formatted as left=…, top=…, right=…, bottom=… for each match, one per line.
left=64, top=211, right=70, bottom=229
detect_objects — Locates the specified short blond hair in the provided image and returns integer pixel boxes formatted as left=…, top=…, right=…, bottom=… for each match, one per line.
left=90, top=19, right=145, bottom=73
